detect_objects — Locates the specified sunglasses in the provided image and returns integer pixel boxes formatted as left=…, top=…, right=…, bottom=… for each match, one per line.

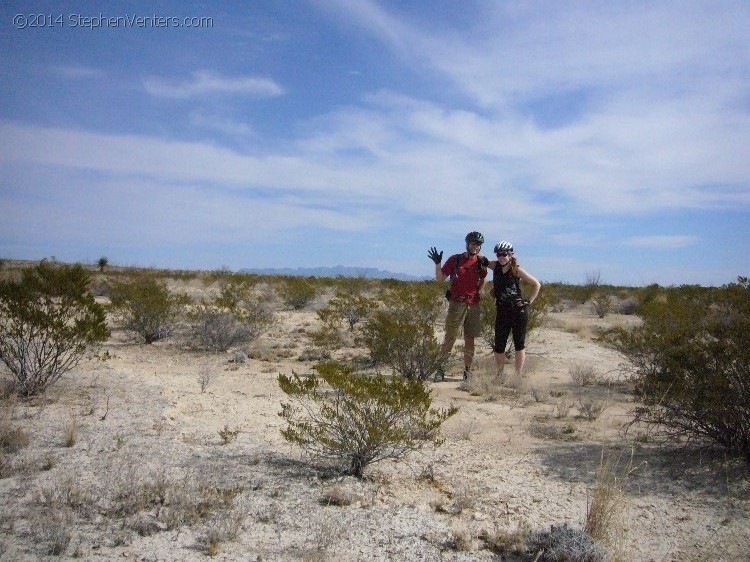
left=496, top=252, right=510, bottom=257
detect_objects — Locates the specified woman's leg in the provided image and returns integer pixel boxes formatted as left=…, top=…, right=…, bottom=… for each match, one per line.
left=494, top=350, right=507, bottom=378
left=494, top=308, right=512, bottom=378
left=511, top=306, right=528, bottom=376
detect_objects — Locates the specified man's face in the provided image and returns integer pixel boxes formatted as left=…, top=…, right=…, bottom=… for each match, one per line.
left=466, top=241, right=481, bottom=255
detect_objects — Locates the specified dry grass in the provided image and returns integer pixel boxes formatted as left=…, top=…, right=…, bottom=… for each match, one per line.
left=569, top=363, right=599, bottom=386
left=195, top=508, right=246, bottom=557
left=585, top=449, right=635, bottom=556
left=479, top=525, right=528, bottom=556
left=577, top=399, right=607, bottom=421
left=62, top=414, right=78, bottom=448
left=319, top=485, right=354, bottom=507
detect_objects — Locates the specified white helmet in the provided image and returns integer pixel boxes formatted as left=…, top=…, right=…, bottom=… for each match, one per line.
left=493, top=241, right=514, bottom=254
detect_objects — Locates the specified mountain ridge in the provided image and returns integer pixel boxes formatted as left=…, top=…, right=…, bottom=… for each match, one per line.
left=239, top=265, right=425, bottom=281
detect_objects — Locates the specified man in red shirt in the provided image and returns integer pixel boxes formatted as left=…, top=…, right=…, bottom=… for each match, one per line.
left=428, top=231, right=488, bottom=381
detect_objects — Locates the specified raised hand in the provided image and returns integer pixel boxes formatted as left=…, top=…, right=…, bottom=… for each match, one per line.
left=428, top=247, right=443, bottom=264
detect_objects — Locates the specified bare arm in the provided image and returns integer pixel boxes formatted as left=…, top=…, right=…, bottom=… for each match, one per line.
left=435, top=262, right=447, bottom=283
left=517, top=267, right=541, bottom=304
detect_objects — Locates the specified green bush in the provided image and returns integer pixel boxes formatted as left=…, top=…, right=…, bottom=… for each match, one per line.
left=278, top=361, right=458, bottom=478
left=326, top=291, right=377, bottom=330
left=0, top=263, right=109, bottom=396
left=276, top=276, right=318, bottom=310
left=358, top=283, right=444, bottom=380
left=611, top=277, right=750, bottom=465
left=108, top=276, right=188, bottom=343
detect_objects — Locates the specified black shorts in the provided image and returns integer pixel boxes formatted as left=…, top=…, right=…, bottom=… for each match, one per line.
left=494, top=304, right=528, bottom=352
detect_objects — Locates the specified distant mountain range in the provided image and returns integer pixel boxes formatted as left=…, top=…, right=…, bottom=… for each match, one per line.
left=239, top=265, right=425, bottom=281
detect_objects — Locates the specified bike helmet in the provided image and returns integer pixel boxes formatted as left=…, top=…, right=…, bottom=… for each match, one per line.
left=465, top=231, right=484, bottom=245
left=493, top=241, right=514, bottom=254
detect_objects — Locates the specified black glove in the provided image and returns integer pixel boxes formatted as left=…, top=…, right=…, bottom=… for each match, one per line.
left=479, top=256, right=489, bottom=267
left=516, top=297, right=530, bottom=308
left=428, top=247, right=443, bottom=264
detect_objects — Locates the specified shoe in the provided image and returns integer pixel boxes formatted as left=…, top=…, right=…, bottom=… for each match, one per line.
left=463, top=368, right=470, bottom=381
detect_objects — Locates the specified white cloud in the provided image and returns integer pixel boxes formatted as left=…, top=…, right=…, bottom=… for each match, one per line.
left=143, top=70, right=285, bottom=99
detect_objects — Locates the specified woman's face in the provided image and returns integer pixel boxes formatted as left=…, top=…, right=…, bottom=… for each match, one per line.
left=496, top=251, right=511, bottom=265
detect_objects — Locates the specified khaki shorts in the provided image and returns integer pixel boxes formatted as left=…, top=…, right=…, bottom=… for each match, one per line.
left=443, top=301, right=481, bottom=341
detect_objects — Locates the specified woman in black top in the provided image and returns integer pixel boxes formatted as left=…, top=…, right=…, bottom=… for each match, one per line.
left=485, top=241, right=541, bottom=379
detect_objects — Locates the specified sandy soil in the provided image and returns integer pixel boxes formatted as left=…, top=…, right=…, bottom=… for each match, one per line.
left=1, top=282, right=748, bottom=561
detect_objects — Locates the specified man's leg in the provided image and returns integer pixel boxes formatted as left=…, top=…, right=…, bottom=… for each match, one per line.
left=438, top=302, right=466, bottom=380
left=462, top=303, right=481, bottom=379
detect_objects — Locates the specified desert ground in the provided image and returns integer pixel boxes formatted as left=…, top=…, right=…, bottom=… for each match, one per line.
left=1, top=274, right=748, bottom=561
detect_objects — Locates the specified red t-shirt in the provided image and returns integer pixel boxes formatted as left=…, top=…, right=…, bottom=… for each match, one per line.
left=441, top=253, right=487, bottom=304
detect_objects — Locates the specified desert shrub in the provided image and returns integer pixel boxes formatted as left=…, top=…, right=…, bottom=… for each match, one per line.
left=0, top=263, right=109, bottom=396
left=591, top=292, right=611, bottom=318
left=97, top=256, right=108, bottom=272
left=578, top=399, right=607, bottom=421
left=189, top=287, right=274, bottom=352
left=569, top=364, right=599, bottom=386
left=276, top=276, right=318, bottom=309
left=325, top=291, right=378, bottom=330
left=615, top=295, right=640, bottom=315
left=218, top=425, right=239, bottom=445
left=278, top=361, right=458, bottom=478
left=526, top=523, right=607, bottom=561
left=197, top=360, right=219, bottom=393
left=196, top=509, right=244, bottom=557
left=108, top=276, right=188, bottom=343
left=357, top=283, right=444, bottom=380
left=611, top=277, right=750, bottom=465
left=307, top=290, right=376, bottom=354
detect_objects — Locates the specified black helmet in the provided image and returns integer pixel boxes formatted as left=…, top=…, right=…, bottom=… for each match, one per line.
left=465, top=231, right=484, bottom=245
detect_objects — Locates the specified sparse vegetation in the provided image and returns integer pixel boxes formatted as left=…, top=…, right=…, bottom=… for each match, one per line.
left=0, top=261, right=745, bottom=559
left=357, top=283, right=445, bottom=380
left=0, top=263, right=109, bottom=396
left=578, top=399, right=607, bottom=421
left=189, top=284, right=275, bottom=352
left=276, top=276, right=318, bottom=309
left=218, top=424, right=239, bottom=445
left=569, top=364, right=599, bottom=386
left=278, top=361, right=458, bottom=478
left=108, top=276, right=188, bottom=343
left=585, top=449, right=633, bottom=555
left=612, top=277, right=750, bottom=465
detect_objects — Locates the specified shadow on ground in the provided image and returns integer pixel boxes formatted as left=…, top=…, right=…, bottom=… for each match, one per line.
left=534, top=441, right=749, bottom=500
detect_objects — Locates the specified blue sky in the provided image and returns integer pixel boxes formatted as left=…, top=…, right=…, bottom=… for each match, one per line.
left=1, top=1, right=748, bottom=286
